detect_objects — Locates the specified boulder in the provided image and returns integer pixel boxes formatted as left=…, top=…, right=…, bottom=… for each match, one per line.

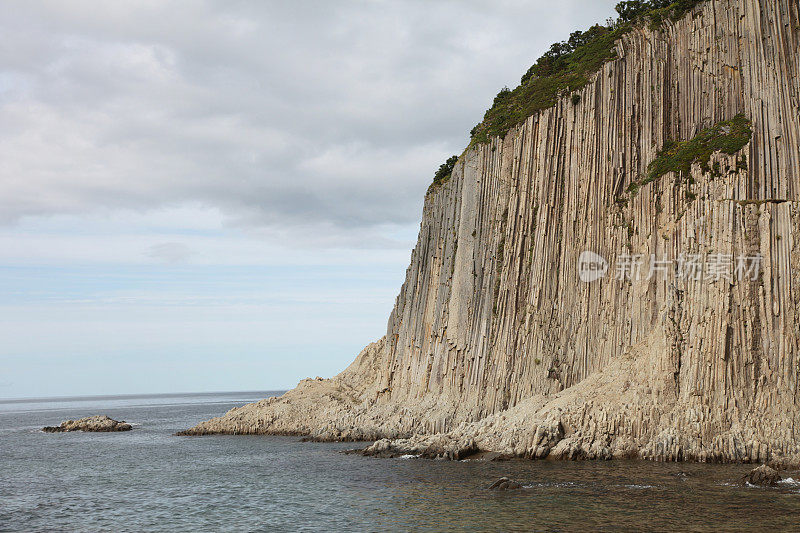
left=42, top=415, right=132, bottom=433
left=488, top=477, right=523, bottom=490
left=743, top=465, right=781, bottom=486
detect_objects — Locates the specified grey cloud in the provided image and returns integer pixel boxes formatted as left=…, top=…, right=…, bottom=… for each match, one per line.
left=0, top=0, right=618, bottom=244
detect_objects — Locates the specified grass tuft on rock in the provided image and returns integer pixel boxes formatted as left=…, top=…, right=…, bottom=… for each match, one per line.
left=645, top=114, right=752, bottom=183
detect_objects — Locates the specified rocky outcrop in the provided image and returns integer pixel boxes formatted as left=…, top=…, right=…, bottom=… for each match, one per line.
left=743, top=464, right=782, bottom=486
left=182, top=0, right=800, bottom=465
left=42, top=415, right=132, bottom=433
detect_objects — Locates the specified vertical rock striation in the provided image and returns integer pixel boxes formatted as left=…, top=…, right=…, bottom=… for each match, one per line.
left=182, top=0, right=800, bottom=465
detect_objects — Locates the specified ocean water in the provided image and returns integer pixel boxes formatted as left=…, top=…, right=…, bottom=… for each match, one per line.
left=1, top=392, right=799, bottom=532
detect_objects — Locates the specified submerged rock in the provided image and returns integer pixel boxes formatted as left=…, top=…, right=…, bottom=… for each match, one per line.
left=743, top=465, right=781, bottom=486
left=42, top=415, right=132, bottom=433
left=488, top=477, right=523, bottom=490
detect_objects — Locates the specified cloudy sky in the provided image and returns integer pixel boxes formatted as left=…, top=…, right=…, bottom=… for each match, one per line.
left=0, top=0, right=618, bottom=398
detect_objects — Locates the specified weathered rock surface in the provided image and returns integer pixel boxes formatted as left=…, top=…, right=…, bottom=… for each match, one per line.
left=182, top=0, right=800, bottom=465
left=42, top=415, right=132, bottom=433
left=743, top=464, right=782, bottom=486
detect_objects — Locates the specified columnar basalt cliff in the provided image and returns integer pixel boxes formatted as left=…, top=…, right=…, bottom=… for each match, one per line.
left=183, top=0, right=800, bottom=464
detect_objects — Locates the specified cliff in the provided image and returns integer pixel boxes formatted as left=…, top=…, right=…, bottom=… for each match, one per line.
left=182, top=0, right=800, bottom=465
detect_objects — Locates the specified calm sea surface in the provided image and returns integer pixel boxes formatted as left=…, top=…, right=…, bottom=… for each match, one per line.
left=1, top=391, right=799, bottom=532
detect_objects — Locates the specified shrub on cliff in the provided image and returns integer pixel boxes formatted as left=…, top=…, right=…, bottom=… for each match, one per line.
left=644, top=0, right=705, bottom=29
left=615, top=1, right=669, bottom=22
left=615, top=1, right=704, bottom=24
left=428, top=155, right=459, bottom=193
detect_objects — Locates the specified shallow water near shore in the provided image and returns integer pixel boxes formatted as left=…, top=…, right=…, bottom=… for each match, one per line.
left=1, top=392, right=798, bottom=532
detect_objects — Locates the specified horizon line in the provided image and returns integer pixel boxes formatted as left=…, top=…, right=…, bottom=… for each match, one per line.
left=0, top=389, right=288, bottom=404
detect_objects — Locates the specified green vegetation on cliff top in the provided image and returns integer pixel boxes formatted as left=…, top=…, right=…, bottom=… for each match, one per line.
left=429, top=0, right=707, bottom=191
left=468, top=0, right=706, bottom=146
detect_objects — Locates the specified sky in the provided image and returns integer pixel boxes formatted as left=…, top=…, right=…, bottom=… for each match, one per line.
left=0, top=0, right=619, bottom=399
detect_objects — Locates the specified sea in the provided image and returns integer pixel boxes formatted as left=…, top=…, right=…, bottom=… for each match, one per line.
left=2, top=391, right=800, bottom=532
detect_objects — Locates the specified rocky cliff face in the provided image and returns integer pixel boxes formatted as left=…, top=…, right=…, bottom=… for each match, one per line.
left=183, top=0, right=800, bottom=464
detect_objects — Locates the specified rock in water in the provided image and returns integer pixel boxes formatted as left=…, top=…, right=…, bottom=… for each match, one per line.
left=488, top=477, right=523, bottom=490
left=743, top=465, right=781, bottom=486
left=42, top=415, right=132, bottom=433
